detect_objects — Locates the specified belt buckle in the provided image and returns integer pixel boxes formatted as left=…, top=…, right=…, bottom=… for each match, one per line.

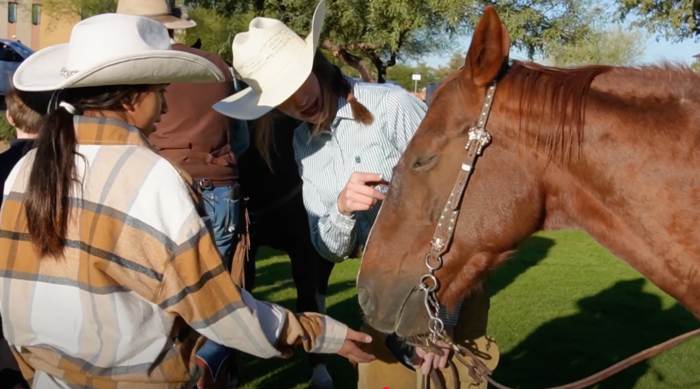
left=198, top=178, right=214, bottom=189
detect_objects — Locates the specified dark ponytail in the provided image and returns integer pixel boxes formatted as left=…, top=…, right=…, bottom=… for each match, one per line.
left=311, top=50, right=373, bottom=135
left=24, top=84, right=153, bottom=259
left=25, top=107, right=79, bottom=258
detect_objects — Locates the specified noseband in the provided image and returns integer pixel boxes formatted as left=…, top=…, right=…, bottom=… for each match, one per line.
left=414, top=81, right=700, bottom=389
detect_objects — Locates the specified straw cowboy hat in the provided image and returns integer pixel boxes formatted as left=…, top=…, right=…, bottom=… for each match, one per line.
left=12, top=13, right=224, bottom=92
left=212, top=0, right=326, bottom=120
left=116, top=0, right=196, bottom=30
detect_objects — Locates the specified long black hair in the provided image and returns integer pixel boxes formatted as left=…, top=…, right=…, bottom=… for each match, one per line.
left=25, top=84, right=153, bottom=258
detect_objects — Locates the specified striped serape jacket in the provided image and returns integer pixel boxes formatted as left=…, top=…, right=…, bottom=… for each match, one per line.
left=0, top=116, right=347, bottom=389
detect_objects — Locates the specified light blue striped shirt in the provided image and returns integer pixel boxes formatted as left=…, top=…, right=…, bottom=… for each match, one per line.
left=293, top=76, right=462, bottom=324
left=293, top=76, right=423, bottom=262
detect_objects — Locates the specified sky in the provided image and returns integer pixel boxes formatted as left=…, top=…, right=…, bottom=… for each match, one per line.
left=419, top=33, right=700, bottom=69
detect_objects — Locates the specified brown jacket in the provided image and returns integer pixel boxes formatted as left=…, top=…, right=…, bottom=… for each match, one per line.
left=150, top=43, right=238, bottom=186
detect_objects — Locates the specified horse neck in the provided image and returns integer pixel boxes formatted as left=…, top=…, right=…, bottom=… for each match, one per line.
left=531, top=89, right=695, bottom=273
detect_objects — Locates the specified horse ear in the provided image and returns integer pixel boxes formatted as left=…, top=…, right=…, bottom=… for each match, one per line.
left=501, top=23, right=510, bottom=58
left=463, top=6, right=510, bottom=86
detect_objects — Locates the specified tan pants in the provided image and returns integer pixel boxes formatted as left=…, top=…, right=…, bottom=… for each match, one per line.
left=357, top=288, right=499, bottom=389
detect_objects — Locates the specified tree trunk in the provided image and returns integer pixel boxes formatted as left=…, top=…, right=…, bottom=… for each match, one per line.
left=321, top=40, right=375, bottom=82
left=365, top=34, right=401, bottom=84
left=375, top=64, right=387, bottom=83
left=367, top=52, right=394, bottom=84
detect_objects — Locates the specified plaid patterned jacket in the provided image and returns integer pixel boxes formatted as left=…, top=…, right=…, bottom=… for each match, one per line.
left=0, top=116, right=347, bottom=389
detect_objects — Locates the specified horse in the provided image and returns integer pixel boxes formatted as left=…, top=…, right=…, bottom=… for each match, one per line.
left=356, top=5, right=700, bottom=387
left=236, top=110, right=336, bottom=389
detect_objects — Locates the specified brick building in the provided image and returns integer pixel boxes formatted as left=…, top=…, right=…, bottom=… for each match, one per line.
left=0, top=1, right=76, bottom=51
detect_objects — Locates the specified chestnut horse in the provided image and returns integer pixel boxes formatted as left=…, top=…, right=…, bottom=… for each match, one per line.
left=357, top=5, right=700, bottom=383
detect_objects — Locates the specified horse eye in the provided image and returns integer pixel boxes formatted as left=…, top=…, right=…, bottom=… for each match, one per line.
left=412, top=155, right=438, bottom=170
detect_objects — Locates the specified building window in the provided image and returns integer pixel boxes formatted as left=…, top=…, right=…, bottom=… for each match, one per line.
left=32, top=4, right=40, bottom=25
left=8, top=2, right=17, bottom=24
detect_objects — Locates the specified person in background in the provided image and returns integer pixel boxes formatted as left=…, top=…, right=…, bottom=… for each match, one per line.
left=116, top=1, right=250, bottom=388
left=0, top=86, right=51, bottom=209
left=0, top=85, right=51, bottom=389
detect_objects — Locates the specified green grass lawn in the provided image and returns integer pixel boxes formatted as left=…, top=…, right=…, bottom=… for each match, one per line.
left=239, top=230, right=700, bottom=389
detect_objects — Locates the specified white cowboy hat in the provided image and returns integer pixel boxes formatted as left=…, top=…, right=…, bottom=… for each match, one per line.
left=12, top=13, right=223, bottom=92
left=212, top=0, right=326, bottom=120
left=116, top=0, right=196, bottom=30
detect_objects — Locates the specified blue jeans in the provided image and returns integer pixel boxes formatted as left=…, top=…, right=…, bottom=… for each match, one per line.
left=196, top=184, right=240, bottom=377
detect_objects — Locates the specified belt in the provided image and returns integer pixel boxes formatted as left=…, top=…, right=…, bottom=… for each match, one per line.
left=198, top=178, right=241, bottom=198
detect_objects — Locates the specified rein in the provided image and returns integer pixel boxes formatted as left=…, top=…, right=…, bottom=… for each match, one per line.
left=416, top=81, right=700, bottom=389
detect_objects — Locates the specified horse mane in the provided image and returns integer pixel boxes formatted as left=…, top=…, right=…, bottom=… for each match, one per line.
left=503, top=61, right=611, bottom=163
left=430, top=60, right=612, bottom=163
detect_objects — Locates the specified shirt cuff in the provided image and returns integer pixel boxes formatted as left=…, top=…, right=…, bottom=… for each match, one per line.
left=330, top=201, right=357, bottom=231
left=309, top=315, right=348, bottom=354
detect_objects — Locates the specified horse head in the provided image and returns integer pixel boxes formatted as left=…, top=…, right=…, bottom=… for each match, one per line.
left=357, top=6, right=542, bottom=336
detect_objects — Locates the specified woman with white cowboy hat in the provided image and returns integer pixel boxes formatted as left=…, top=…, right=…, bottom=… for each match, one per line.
left=213, top=0, right=497, bottom=387
left=0, top=12, right=374, bottom=389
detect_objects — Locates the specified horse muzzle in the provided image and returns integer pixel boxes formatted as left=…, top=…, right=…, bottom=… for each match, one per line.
left=358, top=280, right=430, bottom=337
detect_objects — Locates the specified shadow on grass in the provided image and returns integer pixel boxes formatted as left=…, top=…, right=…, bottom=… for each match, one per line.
left=488, top=235, right=555, bottom=297
left=491, top=278, right=700, bottom=389
left=254, top=246, right=287, bottom=263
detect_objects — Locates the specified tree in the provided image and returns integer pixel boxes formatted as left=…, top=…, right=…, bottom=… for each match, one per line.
left=544, top=6, right=646, bottom=67
left=616, top=0, right=700, bottom=42
left=692, top=59, right=700, bottom=73
left=177, top=8, right=246, bottom=61
left=385, top=62, right=442, bottom=91
left=434, top=50, right=467, bottom=80
left=42, top=0, right=116, bottom=22
left=185, top=0, right=598, bottom=83
left=546, top=25, right=646, bottom=66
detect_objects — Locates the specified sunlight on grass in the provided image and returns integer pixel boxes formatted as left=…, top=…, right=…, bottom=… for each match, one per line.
left=238, top=231, right=700, bottom=389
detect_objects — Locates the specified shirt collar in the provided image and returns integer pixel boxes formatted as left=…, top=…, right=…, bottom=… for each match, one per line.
left=9, top=138, right=34, bottom=147
left=73, top=115, right=154, bottom=148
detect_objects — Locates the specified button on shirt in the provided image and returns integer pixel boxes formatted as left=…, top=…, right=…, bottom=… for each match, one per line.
left=294, top=76, right=426, bottom=263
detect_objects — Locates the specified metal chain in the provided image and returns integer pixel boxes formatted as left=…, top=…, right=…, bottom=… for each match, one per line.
left=418, top=253, right=446, bottom=345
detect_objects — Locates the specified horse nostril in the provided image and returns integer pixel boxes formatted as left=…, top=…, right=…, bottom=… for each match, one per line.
left=357, top=287, right=374, bottom=314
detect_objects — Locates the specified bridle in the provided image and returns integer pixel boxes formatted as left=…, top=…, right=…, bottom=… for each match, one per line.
left=413, top=80, right=700, bottom=389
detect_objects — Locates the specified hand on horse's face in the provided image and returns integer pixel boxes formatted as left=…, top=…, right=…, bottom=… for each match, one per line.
left=337, top=172, right=389, bottom=216
left=336, top=327, right=376, bottom=363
